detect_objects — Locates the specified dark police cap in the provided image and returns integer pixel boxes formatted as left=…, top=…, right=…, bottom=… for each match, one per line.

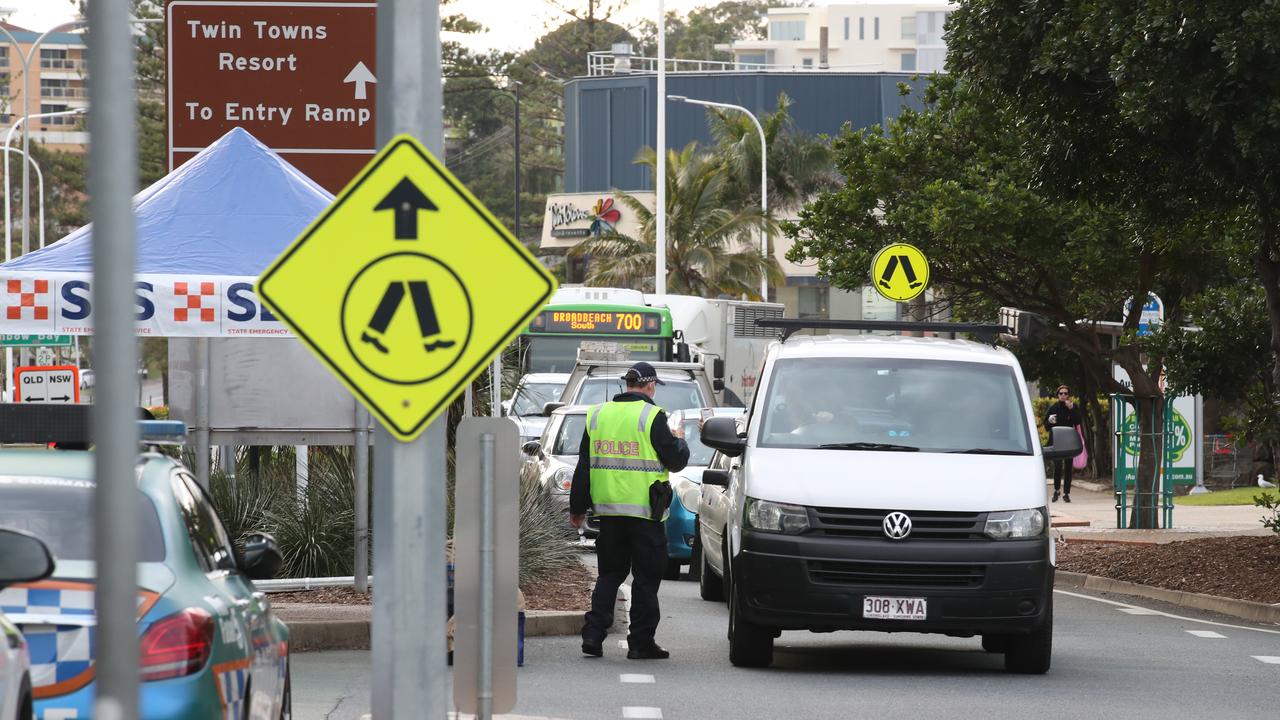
left=621, top=361, right=665, bottom=385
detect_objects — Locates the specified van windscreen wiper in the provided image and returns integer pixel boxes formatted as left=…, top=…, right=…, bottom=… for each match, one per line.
left=947, top=448, right=1032, bottom=455
left=817, top=442, right=919, bottom=452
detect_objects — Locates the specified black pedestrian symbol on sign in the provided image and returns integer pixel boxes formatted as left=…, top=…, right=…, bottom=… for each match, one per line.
left=878, top=255, right=924, bottom=290
left=361, top=280, right=456, bottom=354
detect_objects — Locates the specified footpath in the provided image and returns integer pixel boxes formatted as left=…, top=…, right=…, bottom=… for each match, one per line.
left=275, top=480, right=1278, bottom=652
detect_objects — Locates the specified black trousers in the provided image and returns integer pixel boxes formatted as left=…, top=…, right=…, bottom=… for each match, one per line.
left=1052, top=458, right=1073, bottom=495
left=582, top=516, right=667, bottom=648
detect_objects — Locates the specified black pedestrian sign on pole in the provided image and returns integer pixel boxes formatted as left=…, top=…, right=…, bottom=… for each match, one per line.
left=256, top=134, right=557, bottom=441
left=871, top=243, right=930, bottom=302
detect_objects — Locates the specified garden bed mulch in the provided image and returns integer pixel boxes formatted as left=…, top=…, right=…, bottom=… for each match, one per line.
left=268, top=561, right=595, bottom=611
left=1056, top=535, right=1280, bottom=605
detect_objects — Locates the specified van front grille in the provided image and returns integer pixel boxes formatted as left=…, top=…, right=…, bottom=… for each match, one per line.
left=807, top=560, right=986, bottom=588
left=810, top=507, right=986, bottom=540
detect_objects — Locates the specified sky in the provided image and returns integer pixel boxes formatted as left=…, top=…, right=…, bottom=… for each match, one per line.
left=1, top=0, right=727, bottom=52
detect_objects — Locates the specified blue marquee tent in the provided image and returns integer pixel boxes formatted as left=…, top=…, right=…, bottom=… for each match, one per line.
left=1, top=127, right=331, bottom=336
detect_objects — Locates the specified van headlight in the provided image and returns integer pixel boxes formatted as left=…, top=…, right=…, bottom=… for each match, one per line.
left=551, top=467, right=573, bottom=494
left=744, top=498, right=810, bottom=535
left=984, top=508, right=1046, bottom=539
left=670, top=475, right=701, bottom=512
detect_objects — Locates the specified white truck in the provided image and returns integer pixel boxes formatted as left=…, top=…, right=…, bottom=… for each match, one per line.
left=645, top=295, right=784, bottom=408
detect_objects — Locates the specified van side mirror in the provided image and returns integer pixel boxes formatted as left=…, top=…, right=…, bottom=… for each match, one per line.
left=0, top=528, right=55, bottom=589
left=541, top=401, right=564, bottom=417
left=241, top=532, right=283, bottom=580
left=701, top=417, right=746, bottom=457
left=712, top=378, right=725, bottom=392
left=1042, top=425, right=1083, bottom=460
left=712, top=358, right=725, bottom=380
left=702, top=469, right=729, bottom=487
left=676, top=342, right=691, bottom=363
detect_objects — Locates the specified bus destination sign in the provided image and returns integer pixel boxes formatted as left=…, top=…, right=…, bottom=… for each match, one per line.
left=529, top=309, right=661, bottom=336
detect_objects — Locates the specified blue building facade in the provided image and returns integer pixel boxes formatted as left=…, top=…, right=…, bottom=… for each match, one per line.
left=563, top=71, right=928, bottom=194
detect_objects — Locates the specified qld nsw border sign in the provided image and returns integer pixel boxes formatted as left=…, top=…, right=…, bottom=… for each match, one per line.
left=871, top=243, right=929, bottom=302
left=257, top=135, right=556, bottom=441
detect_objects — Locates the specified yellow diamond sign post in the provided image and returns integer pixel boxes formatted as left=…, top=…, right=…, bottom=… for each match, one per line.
left=257, top=134, right=557, bottom=441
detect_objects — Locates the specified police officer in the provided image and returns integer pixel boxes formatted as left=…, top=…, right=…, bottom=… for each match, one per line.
left=570, top=361, right=689, bottom=659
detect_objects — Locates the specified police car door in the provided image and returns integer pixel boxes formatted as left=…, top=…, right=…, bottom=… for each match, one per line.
left=172, top=472, right=282, bottom=719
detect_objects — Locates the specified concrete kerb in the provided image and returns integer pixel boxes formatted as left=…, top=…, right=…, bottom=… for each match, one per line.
left=278, top=606, right=585, bottom=652
left=1055, top=571, right=1280, bottom=625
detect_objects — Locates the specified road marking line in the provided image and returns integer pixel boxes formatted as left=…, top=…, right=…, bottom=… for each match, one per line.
left=622, top=708, right=663, bottom=719
left=619, top=673, right=655, bottom=684
left=1118, top=607, right=1160, bottom=615
left=1253, top=656, right=1280, bottom=664
left=1054, top=589, right=1280, bottom=635
left=1186, top=630, right=1226, bottom=638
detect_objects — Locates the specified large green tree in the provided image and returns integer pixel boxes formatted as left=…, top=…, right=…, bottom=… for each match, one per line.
left=945, top=0, right=1280, bottom=407
left=573, top=143, right=781, bottom=299
left=784, top=77, right=1234, bottom=527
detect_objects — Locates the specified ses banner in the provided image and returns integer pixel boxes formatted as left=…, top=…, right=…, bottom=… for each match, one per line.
left=1, top=272, right=289, bottom=338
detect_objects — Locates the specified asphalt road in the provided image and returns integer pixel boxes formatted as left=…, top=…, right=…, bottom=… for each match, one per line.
left=293, top=575, right=1280, bottom=720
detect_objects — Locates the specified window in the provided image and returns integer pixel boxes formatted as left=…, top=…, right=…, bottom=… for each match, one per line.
left=902, top=16, right=917, bottom=39
left=737, top=52, right=767, bottom=68
left=552, top=413, right=587, bottom=456
left=919, top=11, right=948, bottom=44
left=859, top=17, right=865, bottom=40
left=0, top=47, right=8, bottom=67
left=576, top=377, right=705, bottom=413
left=171, top=472, right=238, bottom=573
left=874, top=17, right=880, bottom=40
left=0, top=476, right=166, bottom=562
left=901, top=53, right=917, bottom=71
left=798, top=286, right=829, bottom=319
left=511, top=381, right=566, bottom=417
left=802, top=58, right=813, bottom=68
left=769, top=20, right=805, bottom=41
left=843, top=17, right=850, bottom=40
left=41, top=103, right=75, bottom=126
left=756, top=357, right=1034, bottom=454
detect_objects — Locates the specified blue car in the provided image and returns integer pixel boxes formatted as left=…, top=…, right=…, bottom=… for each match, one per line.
left=664, top=408, right=746, bottom=579
left=0, top=417, right=290, bottom=720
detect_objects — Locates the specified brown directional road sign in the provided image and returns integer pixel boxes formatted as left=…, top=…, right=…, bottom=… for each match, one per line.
left=166, top=0, right=377, bottom=193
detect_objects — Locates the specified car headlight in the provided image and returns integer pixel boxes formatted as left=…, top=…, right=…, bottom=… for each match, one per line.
left=670, top=474, right=701, bottom=512
left=551, top=467, right=574, bottom=494
left=744, top=498, right=810, bottom=535
left=984, top=508, right=1046, bottom=539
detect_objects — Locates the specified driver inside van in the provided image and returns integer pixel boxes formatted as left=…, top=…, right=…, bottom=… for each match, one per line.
left=777, top=373, right=837, bottom=432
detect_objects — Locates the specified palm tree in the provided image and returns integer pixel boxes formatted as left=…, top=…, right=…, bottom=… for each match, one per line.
left=707, top=92, right=838, bottom=213
left=571, top=143, right=784, bottom=300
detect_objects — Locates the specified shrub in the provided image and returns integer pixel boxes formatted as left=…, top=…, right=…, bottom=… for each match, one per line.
left=207, top=468, right=278, bottom=554
left=1256, top=489, right=1280, bottom=535
left=517, top=462, right=582, bottom=585
left=267, top=448, right=357, bottom=579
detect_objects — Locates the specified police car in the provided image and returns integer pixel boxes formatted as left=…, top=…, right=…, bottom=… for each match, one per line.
left=0, top=528, right=56, bottom=720
left=0, top=407, right=291, bottom=719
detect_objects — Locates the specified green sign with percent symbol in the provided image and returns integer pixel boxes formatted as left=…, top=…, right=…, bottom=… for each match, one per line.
left=0, top=335, right=72, bottom=348
left=1116, top=405, right=1196, bottom=485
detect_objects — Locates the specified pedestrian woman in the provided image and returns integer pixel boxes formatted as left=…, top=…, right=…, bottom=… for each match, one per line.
left=1044, top=385, right=1082, bottom=502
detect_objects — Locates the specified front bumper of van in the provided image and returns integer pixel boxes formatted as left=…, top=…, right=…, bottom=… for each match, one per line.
left=735, top=531, right=1053, bottom=635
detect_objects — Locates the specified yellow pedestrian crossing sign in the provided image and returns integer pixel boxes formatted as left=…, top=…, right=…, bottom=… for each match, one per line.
left=871, top=243, right=929, bottom=302
left=257, top=135, right=557, bottom=441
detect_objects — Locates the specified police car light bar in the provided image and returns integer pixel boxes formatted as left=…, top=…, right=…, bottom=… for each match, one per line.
left=139, top=420, right=188, bottom=445
left=0, top=404, right=90, bottom=445
left=757, top=318, right=1011, bottom=344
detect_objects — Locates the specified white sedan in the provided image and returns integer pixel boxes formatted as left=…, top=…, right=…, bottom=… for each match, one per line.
left=0, top=528, right=56, bottom=720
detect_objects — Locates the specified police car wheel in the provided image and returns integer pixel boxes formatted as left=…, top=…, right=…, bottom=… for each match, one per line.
left=698, top=544, right=723, bottom=602
left=18, top=676, right=32, bottom=720
left=728, top=577, right=773, bottom=668
left=279, top=663, right=293, bottom=720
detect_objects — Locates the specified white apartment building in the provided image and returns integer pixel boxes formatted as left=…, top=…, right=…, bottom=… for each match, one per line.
left=722, top=2, right=954, bottom=73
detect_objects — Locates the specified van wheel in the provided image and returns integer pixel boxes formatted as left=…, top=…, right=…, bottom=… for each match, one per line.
left=981, top=634, right=1009, bottom=653
left=688, top=534, right=702, bottom=582
left=1004, top=599, right=1052, bottom=674
left=19, top=675, right=32, bottom=720
left=728, top=578, right=773, bottom=668
left=698, top=541, right=724, bottom=601
left=664, top=558, right=683, bottom=580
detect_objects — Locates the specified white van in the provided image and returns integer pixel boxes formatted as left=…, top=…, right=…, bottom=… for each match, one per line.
left=698, top=320, right=1081, bottom=673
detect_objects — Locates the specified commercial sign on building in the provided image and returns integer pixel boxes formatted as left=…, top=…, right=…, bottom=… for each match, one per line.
left=166, top=0, right=377, bottom=193
left=540, top=192, right=654, bottom=251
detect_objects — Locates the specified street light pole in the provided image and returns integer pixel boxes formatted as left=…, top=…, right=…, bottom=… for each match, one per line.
left=655, top=0, right=667, bottom=295
left=5, top=109, right=84, bottom=259
left=668, top=95, right=769, bottom=300
left=1, top=147, right=45, bottom=259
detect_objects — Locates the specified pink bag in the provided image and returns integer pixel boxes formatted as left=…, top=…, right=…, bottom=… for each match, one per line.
left=1072, top=427, right=1089, bottom=471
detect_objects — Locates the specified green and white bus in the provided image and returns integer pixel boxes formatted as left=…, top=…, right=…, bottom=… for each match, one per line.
left=519, top=299, right=676, bottom=374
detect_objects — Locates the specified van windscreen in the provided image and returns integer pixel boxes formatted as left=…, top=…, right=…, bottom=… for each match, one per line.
left=757, top=358, right=1033, bottom=455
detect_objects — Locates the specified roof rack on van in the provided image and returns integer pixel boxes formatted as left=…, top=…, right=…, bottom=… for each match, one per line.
left=756, top=318, right=1010, bottom=344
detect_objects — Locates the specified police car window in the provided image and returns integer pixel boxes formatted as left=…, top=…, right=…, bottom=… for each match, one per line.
left=0, top=476, right=165, bottom=562
left=758, top=357, right=1033, bottom=454
left=682, top=420, right=715, bottom=466
left=552, top=413, right=587, bottom=456
left=512, top=382, right=565, bottom=416
left=171, top=472, right=238, bottom=572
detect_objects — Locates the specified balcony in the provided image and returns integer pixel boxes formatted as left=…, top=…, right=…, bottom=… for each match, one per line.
left=41, top=86, right=88, bottom=99
left=40, top=58, right=86, bottom=72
